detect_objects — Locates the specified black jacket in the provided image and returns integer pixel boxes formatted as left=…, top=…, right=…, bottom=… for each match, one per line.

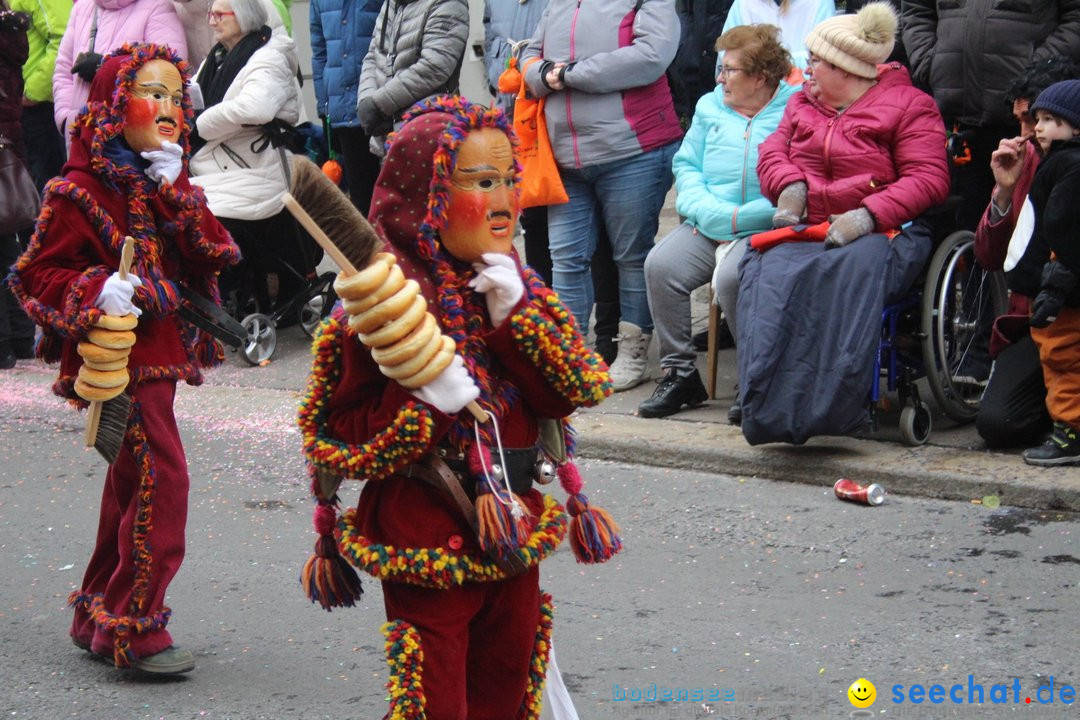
left=1007, top=136, right=1080, bottom=302
left=668, top=0, right=732, bottom=126
left=901, top=0, right=1080, bottom=126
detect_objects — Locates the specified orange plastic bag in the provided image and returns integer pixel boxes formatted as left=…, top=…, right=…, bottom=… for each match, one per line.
left=502, top=58, right=568, bottom=208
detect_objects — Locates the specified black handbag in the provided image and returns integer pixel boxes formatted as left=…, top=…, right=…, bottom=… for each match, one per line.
left=0, top=135, right=40, bottom=234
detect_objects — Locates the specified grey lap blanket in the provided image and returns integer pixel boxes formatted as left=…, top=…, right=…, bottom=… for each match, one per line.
left=735, top=223, right=931, bottom=445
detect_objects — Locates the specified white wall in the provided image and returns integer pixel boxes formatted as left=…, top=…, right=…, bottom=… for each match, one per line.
left=289, top=0, right=493, bottom=122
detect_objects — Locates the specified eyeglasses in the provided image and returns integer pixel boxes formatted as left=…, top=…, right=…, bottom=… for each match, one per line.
left=207, top=10, right=235, bottom=22
left=805, top=54, right=831, bottom=73
left=717, top=66, right=745, bottom=79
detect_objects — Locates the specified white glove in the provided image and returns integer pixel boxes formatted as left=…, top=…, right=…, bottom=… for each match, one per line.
left=95, top=271, right=144, bottom=317
left=141, top=141, right=183, bottom=186
left=469, top=252, right=524, bottom=327
left=412, top=354, right=481, bottom=415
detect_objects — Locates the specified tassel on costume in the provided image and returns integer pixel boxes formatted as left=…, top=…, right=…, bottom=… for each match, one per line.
left=557, top=461, right=622, bottom=563
left=300, top=500, right=363, bottom=611
left=468, top=443, right=531, bottom=561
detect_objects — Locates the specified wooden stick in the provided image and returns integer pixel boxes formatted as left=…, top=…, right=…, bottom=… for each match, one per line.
left=282, top=193, right=489, bottom=424
left=85, top=236, right=135, bottom=448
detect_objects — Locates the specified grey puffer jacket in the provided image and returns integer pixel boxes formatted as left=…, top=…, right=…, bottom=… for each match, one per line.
left=522, top=0, right=682, bottom=169
left=901, top=0, right=1080, bottom=127
left=357, top=0, right=469, bottom=122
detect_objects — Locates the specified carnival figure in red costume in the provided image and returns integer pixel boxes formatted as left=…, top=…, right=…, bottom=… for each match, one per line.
left=298, top=96, right=619, bottom=719
left=8, top=44, right=239, bottom=674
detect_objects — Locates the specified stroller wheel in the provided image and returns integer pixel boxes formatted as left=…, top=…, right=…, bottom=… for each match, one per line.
left=299, top=273, right=337, bottom=338
left=241, top=313, right=277, bottom=365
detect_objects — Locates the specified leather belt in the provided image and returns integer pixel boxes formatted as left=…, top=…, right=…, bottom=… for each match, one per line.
left=433, top=445, right=540, bottom=497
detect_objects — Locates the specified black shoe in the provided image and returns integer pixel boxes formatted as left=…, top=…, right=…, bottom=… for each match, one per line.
left=638, top=369, right=708, bottom=418
left=727, top=401, right=742, bottom=426
left=595, top=336, right=617, bottom=366
left=0, top=351, right=14, bottom=370
left=1023, top=421, right=1080, bottom=466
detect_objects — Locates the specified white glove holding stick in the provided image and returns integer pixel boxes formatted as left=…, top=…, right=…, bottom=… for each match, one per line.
left=469, top=252, right=524, bottom=327
left=412, top=354, right=481, bottom=415
left=141, top=140, right=183, bottom=186
left=95, top=271, right=144, bottom=317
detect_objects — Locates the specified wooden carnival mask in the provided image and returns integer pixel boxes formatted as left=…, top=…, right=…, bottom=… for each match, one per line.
left=440, top=128, right=519, bottom=263
left=123, top=59, right=184, bottom=154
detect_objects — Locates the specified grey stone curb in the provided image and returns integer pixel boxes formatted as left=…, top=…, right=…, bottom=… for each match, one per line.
left=571, top=412, right=1080, bottom=512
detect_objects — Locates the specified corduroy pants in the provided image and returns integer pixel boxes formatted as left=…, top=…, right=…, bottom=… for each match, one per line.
left=381, top=565, right=542, bottom=720
left=71, top=379, right=189, bottom=661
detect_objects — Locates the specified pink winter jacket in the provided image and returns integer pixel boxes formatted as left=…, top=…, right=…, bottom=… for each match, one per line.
left=757, top=63, right=951, bottom=232
left=53, top=0, right=187, bottom=135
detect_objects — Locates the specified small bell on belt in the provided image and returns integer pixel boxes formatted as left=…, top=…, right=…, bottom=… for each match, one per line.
left=535, top=458, right=557, bottom=485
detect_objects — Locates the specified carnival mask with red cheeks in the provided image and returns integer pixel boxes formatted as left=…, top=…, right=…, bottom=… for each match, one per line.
left=122, top=59, right=184, bottom=154
left=439, top=127, right=519, bottom=263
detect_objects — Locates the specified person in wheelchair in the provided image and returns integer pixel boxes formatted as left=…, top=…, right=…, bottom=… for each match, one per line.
left=973, top=58, right=1076, bottom=450
left=736, top=2, right=951, bottom=445
left=187, top=0, right=306, bottom=319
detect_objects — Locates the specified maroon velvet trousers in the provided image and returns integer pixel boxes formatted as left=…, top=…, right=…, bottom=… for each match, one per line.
left=381, top=564, right=542, bottom=719
left=71, top=379, right=189, bottom=661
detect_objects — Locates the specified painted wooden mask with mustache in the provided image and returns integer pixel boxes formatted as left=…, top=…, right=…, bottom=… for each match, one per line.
left=440, top=128, right=519, bottom=263
left=123, top=59, right=185, bottom=154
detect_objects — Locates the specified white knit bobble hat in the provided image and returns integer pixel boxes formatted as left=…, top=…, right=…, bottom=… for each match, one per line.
left=805, top=2, right=898, bottom=80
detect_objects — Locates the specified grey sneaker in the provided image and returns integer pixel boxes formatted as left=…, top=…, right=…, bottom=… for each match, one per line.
left=608, top=321, right=652, bottom=391
left=132, top=646, right=195, bottom=674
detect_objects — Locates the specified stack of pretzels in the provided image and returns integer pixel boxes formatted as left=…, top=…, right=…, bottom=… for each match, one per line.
left=74, top=314, right=137, bottom=402
left=334, top=252, right=456, bottom=389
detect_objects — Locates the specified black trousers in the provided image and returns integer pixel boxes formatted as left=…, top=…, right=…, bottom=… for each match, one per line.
left=977, top=333, right=1050, bottom=448
left=520, top=205, right=552, bottom=286
left=334, top=125, right=380, bottom=215
left=0, top=232, right=34, bottom=353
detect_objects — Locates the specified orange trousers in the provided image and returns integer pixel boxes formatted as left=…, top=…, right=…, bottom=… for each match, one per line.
left=1030, top=306, right=1080, bottom=429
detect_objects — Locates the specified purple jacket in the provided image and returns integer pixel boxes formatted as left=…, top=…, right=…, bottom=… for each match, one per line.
left=757, top=63, right=951, bottom=232
left=53, top=0, right=187, bottom=135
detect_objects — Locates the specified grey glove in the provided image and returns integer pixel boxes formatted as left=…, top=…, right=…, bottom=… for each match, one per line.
left=772, top=182, right=807, bottom=228
left=357, top=96, right=392, bottom=136
left=1030, top=261, right=1079, bottom=328
left=824, top=207, right=875, bottom=249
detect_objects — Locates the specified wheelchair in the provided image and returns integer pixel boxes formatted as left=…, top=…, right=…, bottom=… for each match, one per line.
left=871, top=227, right=1009, bottom=446
left=220, top=224, right=337, bottom=365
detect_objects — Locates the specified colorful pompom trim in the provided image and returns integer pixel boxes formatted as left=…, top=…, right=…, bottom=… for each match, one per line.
left=516, top=593, right=554, bottom=720
left=383, top=619, right=426, bottom=719
left=338, top=494, right=567, bottom=588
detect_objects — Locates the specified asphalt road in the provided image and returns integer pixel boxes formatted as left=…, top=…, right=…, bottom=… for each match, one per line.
left=1, top=348, right=1078, bottom=720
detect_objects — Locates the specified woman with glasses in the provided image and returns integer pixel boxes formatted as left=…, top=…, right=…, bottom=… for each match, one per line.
left=639, top=24, right=799, bottom=419
left=188, top=0, right=307, bottom=316
left=736, top=2, right=951, bottom=445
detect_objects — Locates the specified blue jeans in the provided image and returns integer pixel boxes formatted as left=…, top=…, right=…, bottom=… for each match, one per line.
left=547, top=142, right=678, bottom=335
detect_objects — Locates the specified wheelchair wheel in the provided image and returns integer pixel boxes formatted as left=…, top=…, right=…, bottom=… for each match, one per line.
left=240, top=312, right=277, bottom=365
left=899, top=402, right=932, bottom=446
left=299, top=272, right=337, bottom=338
left=920, top=230, right=1008, bottom=422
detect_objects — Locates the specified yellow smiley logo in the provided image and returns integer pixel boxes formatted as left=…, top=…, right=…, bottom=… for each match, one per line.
left=847, top=678, right=876, bottom=708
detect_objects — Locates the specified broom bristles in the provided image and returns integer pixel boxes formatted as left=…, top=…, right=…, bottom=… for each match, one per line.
left=287, top=155, right=384, bottom=273
left=92, top=392, right=130, bottom=464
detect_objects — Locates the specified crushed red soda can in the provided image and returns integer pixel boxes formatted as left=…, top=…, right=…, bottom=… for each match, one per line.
left=833, top=478, right=886, bottom=506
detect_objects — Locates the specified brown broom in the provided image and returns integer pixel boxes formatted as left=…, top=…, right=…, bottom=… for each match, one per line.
left=83, top=235, right=135, bottom=464
left=282, top=155, right=488, bottom=423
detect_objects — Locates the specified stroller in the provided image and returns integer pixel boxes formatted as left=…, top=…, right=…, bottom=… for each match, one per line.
left=217, top=121, right=338, bottom=365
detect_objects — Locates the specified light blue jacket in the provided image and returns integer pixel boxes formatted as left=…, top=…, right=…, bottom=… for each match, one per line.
left=673, top=79, right=799, bottom=241
left=310, top=0, right=381, bottom=127
left=483, top=0, right=548, bottom=112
